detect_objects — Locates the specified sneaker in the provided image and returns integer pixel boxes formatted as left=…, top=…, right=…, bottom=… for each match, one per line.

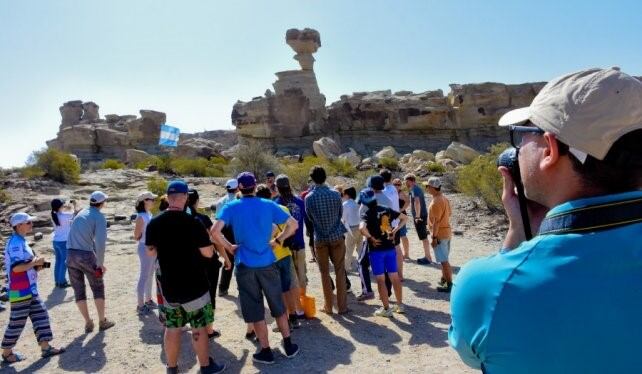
left=393, top=304, right=406, bottom=314
left=208, top=329, right=221, bottom=341
left=438, top=277, right=447, bottom=286
left=437, top=282, right=453, bottom=293
left=218, top=289, right=228, bottom=297
left=136, top=305, right=149, bottom=316
left=99, top=318, right=115, bottom=331
left=201, top=357, right=227, bottom=374
left=374, top=307, right=394, bottom=318
left=288, top=315, right=301, bottom=329
left=356, top=292, right=375, bottom=301
left=282, top=341, right=299, bottom=358
left=166, top=367, right=179, bottom=374
left=295, top=312, right=307, bottom=320
left=416, top=257, right=432, bottom=265
left=245, top=331, right=257, bottom=341
left=145, top=300, right=158, bottom=309
left=252, top=348, right=275, bottom=364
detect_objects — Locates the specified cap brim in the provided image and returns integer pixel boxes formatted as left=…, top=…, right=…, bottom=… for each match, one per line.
left=498, top=107, right=531, bottom=127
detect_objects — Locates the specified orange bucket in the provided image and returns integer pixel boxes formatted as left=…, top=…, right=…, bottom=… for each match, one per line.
left=300, top=295, right=316, bottom=318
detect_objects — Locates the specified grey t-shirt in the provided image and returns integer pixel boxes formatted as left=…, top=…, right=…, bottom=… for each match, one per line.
left=409, top=185, right=428, bottom=218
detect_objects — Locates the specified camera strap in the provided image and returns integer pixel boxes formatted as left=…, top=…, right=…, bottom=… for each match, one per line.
left=538, top=197, right=642, bottom=235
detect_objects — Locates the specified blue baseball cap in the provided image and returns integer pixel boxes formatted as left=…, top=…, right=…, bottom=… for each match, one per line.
left=358, top=188, right=376, bottom=205
left=167, top=180, right=189, bottom=195
left=237, top=172, right=256, bottom=189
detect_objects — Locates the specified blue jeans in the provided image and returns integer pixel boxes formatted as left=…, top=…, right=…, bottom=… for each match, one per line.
left=52, top=241, right=68, bottom=285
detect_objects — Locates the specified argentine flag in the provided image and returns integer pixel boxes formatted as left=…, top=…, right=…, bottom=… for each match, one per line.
left=159, top=124, right=180, bottom=147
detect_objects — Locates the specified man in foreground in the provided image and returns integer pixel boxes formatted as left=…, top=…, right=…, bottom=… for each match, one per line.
left=449, top=67, right=642, bottom=373
left=146, top=181, right=227, bottom=374
left=212, top=172, right=300, bottom=365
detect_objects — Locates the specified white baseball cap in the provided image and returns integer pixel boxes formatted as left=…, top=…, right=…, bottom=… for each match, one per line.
left=136, top=191, right=158, bottom=202
left=10, top=212, right=37, bottom=227
left=424, top=177, right=442, bottom=189
left=225, top=179, right=239, bottom=189
left=90, top=191, right=108, bottom=203
left=499, top=67, right=642, bottom=161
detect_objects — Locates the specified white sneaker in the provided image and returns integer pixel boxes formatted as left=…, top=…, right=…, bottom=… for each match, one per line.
left=393, top=304, right=406, bottom=314
left=374, top=307, right=393, bottom=318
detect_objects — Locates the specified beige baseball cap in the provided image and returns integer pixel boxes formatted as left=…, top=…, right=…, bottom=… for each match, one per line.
left=136, top=191, right=158, bottom=202
left=423, top=177, right=442, bottom=189
left=499, top=67, right=642, bottom=161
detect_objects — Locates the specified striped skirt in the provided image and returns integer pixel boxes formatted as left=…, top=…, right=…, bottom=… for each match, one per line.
left=1, top=296, right=53, bottom=349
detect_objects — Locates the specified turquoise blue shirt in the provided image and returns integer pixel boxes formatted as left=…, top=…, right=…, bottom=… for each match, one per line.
left=216, top=196, right=290, bottom=268
left=449, top=191, right=642, bottom=374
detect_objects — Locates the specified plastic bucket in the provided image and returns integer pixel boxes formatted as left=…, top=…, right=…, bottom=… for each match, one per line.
left=300, top=295, right=316, bottom=318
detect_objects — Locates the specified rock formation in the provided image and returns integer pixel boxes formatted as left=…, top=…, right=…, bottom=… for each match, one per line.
left=231, top=28, right=551, bottom=156
left=48, top=101, right=236, bottom=163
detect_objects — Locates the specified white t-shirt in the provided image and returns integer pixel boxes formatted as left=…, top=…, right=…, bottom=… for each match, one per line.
left=342, top=199, right=361, bottom=229
left=53, top=211, right=74, bottom=242
left=382, top=184, right=400, bottom=227
left=137, top=212, right=153, bottom=244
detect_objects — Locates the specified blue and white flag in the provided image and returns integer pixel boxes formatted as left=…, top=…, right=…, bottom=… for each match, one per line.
left=159, top=124, right=180, bottom=147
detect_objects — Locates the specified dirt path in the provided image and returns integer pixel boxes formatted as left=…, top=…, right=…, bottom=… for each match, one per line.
left=0, top=171, right=501, bottom=373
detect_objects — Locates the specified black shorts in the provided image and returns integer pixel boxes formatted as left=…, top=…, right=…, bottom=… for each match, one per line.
left=235, top=263, right=286, bottom=323
left=414, top=217, right=429, bottom=240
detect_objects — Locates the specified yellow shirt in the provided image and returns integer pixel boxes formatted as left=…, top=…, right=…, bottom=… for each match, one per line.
left=272, top=205, right=292, bottom=260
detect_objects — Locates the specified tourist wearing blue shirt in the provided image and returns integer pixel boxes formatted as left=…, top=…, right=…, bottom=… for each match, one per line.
left=212, top=172, right=301, bottom=365
left=449, top=67, right=642, bottom=374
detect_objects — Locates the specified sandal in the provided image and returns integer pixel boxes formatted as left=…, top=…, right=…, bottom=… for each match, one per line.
left=41, top=345, right=66, bottom=358
left=2, top=351, right=26, bottom=364
left=85, top=320, right=95, bottom=333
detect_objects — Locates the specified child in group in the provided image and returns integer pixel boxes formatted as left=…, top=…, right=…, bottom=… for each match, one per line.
left=2, top=213, right=65, bottom=364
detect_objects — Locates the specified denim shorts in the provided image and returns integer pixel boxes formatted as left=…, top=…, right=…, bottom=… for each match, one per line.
left=398, top=225, right=408, bottom=237
left=434, top=239, right=451, bottom=263
left=369, top=248, right=398, bottom=276
left=275, top=256, right=293, bottom=292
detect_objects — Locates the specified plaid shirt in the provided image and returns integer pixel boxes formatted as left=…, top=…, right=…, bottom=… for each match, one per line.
left=304, top=184, right=346, bottom=243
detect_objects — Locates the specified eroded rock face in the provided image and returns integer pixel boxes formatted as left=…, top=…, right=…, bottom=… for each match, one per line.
left=313, top=137, right=341, bottom=160
left=60, top=101, right=84, bottom=128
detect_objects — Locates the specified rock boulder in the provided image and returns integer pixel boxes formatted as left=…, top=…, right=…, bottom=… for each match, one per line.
left=313, top=137, right=341, bottom=160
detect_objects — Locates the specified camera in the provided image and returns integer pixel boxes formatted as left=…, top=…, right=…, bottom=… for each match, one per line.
left=496, top=147, right=533, bottom=240
left=497, top=147, right=518, bottom=176
left=42, top=261, right=51, bottom=269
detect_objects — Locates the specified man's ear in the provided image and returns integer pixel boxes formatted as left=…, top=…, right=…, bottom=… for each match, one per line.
left=540, top=132, right=561, bottom=171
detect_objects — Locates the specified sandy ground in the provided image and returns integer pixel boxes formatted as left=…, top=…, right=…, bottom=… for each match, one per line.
left=0, top=171, right=502, bottom=373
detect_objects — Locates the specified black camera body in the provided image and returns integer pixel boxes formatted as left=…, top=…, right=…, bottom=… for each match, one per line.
left=497, top=147, right=533, bottom=240
left=42, top=261, right=51, bottom=269
left=497, top=147, right=518, bottom=177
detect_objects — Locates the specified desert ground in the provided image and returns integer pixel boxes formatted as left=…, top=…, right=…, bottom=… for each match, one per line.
left=0, top=170, right=504, bottom=373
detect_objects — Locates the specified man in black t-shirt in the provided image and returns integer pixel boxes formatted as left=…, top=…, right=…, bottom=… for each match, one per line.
left=146, top=180, right=226, bottom=374
left=359, top=188, right=407, bottom=319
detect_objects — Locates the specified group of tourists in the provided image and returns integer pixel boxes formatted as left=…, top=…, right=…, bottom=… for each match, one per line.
left=4, top=66, right=640, bottom=374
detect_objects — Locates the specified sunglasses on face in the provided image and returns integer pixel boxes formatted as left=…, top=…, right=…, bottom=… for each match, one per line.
left=393, top=184, right=402, bottom=187
left=509, top=125, right=545, bottom=149
left=144, top=198, right=155, bottom=201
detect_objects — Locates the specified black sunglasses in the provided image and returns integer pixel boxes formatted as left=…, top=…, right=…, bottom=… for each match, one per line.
left=509, top=125, right=545, bottom=149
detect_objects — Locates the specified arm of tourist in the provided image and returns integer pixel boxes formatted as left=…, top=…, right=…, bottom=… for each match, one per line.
left=94, top=215, right=108, bottom=270
left=359, top=222, right=381, bottom=246
left=272, top=216, right=298, bottom=246
left=215, top=243, right=232, bottom=270
left=133, top=216, right=144, bottom=241
left=199, top=245, right=214, bottom=258
left=414, top=196, right=422, bottom=222
left=211, top=220, right=238, bottom=255
left=146, top=245, right=157, bottom=257
left=12, top=257, right=45, bottom=273
left=392, top=213, right=408, bottom=233
left=400, top=192, right=410, bottom=212
left=429, top=203, right=442, bottom=247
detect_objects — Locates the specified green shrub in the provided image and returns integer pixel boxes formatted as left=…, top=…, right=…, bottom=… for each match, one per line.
left=135, top=155, right=173, bottom=173
left=169, top=157, right=226, bottom=177
left=20, top=165, right=46, bottom=179
left=101, top=159, right=125, bottom=170
left=378, top=156, right=399, bottom=171
left=331, top=158, right=357, bottom=178
left=0, top=188, right=10, bottom=203
left=456, top=143, right=510, bottom=212
left=27, top=148, right=80, bottom=184
left=427, top=161, right=446, bottom=173
left=279, top=155, right=359, bottom=191
left=147, top=176, right=168, bottom=197
left=229, top=142, right=281, bottom=180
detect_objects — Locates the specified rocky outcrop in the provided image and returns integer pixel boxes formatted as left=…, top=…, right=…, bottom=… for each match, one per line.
left=231, top=28, right=549, bottom=157
left=312, top=137, right=341, bottom=160
left=48, top=103, right=235, bottom=164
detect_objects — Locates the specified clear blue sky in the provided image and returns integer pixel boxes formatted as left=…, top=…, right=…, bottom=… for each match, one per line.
left=1, top=0, right=640, bottom=167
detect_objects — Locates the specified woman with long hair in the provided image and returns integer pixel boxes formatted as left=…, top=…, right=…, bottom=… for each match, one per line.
left=133, top=191, right=157, bottom=315
left=50, top=198, right=78, bottom=288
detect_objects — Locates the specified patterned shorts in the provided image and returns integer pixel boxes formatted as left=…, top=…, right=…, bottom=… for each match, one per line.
left=163, top=293, right=214, bottom=329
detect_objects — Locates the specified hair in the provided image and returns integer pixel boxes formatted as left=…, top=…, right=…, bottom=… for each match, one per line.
left=379, top=169, right=393, bottom=183
left=51, top=211, right=60, bottom=226
left=256, top=184, right=272, bottom=199
left=344, top=187, right=357, bottom=200
left=240, top=187, right=255, bottom=196
left=187, top=192, right=199, bottom=211
left=404, top=173, right=416, bottom=182
left=159, top=195, right=169, bottom=211
left=309, top=166, right=327, bottom=184
left=226, top=187, right=237, bottom=194
left=90, top=201, right=104, bottom=208
left=558, top=129, right=642, bottom=193
left=135, top=200, right=146, bottom=213
left=277, top=185, right=294, bottom=199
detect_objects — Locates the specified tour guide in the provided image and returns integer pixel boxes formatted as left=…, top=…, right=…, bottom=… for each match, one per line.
left=449, top=67, right=642, bottom=373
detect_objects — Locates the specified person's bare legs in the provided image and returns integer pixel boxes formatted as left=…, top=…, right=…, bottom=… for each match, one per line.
left=275, top=313, right=291, bottom=338
left=375, top=275, right=390, bottom=309
left=191, top=327, right=210, bottom=367
left=75, top=301, right=91, bottom=324
left=421, top=239, right=433, bottom=262
left=395, top=245, right=404, bottom=280
left=164, top=327, right=182, bottom=368
left=401, top=236, right=410, bottom=259
left=285, top=288, right=300, bottom=314
left=388, top=272, right=403, bottom=305
left=254, top=320, right=270, bottom=349
left=442, top=261, right=453, bottom=283
left=94, top=298, right=106, bottom=322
